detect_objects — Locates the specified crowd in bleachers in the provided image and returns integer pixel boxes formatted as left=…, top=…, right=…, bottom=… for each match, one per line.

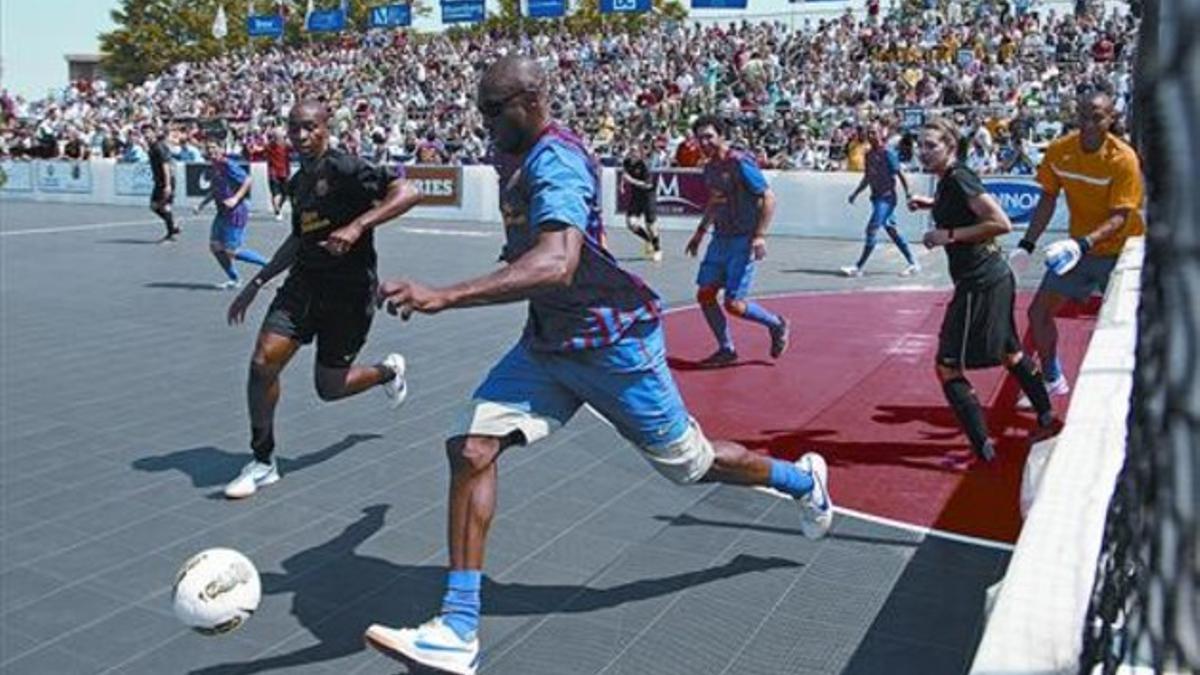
left=0, top=0, right=1136, bottom=173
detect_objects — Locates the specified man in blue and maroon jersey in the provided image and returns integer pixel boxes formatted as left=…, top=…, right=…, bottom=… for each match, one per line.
left=685, top=114, right=790, bottom=366
left=363, top=56, right=833, bottom=675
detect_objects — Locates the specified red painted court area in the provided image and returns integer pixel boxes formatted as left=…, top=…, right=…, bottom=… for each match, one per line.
left=665, top=290, right=1099, bottom=545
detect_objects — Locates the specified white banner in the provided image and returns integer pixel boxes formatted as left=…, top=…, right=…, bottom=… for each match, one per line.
left=0, top=160, right=35, bottom=192
left=113, top=162, right=157, bottom=197
left=36, top=161, right=93, bottom=193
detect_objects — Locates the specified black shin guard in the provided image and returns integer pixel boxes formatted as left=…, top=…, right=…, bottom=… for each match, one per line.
left=1008, top=355, right=1053, bottom=423
left=251, top=426, right=275, bottom=464
left=941, top=377, right=995, bottom=461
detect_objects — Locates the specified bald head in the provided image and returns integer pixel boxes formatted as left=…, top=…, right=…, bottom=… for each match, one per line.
left=1077, top=90, right=1116, bottom=150
left=289, top=99, right=330, bottom=126
left=478, top=55, right=549, bottom=154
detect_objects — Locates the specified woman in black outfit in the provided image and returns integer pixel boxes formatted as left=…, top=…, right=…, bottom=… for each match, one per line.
left=907, top=118, right=1059, bottom=462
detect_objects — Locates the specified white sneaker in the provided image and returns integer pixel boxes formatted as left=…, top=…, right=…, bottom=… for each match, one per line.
left=216, top=279, right=243, bottom=290
left=274, top=211, right=284, bottom=222
left=1017, top=373, right=1071, bottom=409
left=900, top=263, right=921, bottom=277
left=795, top=453, right=833, bottom=539
left=381, top=353, right=408, bottom=409
left=840, top=265, right=863, bottom=278
left=223, top=460, right=279, bottom=499
left=652, top=249, right=663, bottom=263
left=365, top=616, right=480, bottom=675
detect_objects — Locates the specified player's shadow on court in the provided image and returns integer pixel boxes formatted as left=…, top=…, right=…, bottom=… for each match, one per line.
left=132, top=433, right=383, bottom=490
left=143, top=281, right=228, bottom=292
left=779, top=267, right=863, bottom=277
left=189, top=504, right=802, bottom=675
left=97, top=237, right=163, bottom=245
left=734, top=427, right=988, bottom=474
left=667, top=355, right=773, bottom=371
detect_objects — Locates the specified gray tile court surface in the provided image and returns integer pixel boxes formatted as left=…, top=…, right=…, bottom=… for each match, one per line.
left=2, top=201, right=1020, bottom=674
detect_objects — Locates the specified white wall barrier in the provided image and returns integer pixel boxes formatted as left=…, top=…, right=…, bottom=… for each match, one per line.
left=2, top=158, right=1066, bottom=240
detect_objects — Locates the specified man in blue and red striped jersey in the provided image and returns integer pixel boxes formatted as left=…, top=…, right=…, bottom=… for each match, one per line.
left=685, top=114, right=790, bottom=366
left=363, top=56, right=833, bottom=675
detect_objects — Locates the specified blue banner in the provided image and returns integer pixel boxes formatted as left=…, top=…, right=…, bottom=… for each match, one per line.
left=600, top=0, right=650, bottom=13
left=691, top=0, right=747, bottom=7
left=441, top=0, right=485, bottom=23
left=306, top=8, right=346, bottom=32
left=526, top=0, right=567, bottom=17
left=369, top=4, right=412, bottom=26
left=247, top=14, right=285, bottom=37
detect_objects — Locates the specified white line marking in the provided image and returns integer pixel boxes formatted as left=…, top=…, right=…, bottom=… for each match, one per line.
left=0, top=219, right=166, bottom=236
left=397, top=226, right=498, bottom=238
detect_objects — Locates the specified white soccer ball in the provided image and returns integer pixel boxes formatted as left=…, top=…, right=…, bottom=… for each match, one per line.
left=172, top=548, right=261, bottom=635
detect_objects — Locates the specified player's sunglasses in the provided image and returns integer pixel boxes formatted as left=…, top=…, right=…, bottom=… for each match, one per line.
left=477, top=89, right=529, bottom=118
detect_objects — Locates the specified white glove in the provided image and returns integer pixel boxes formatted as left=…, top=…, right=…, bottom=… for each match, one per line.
left=1007, top=246, right=1032, bottom=274
left=1043, top=238, right=1084, bottom=276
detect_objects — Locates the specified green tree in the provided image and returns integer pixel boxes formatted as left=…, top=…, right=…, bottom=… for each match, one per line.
left=100, top=0, right=432, bottom=87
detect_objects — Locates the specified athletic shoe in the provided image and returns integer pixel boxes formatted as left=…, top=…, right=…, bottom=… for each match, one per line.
left=381, top=353, right=408, bottom=409
left=899, top=263, right=921, bottom=277
left=1029, top=413, right=1064, bottom=444
left=642, top=240, right=655, bottom=259
left=795, top=453, right=833, bottom=539
left=769, top=317, right=790, bottom=359
left=216, top=279, right=243, bottom=290
left=840, top=265, right=863, bottom=277
left=700, top=347, right=738, bottom=367
left=652, top=249, right=664, bottom=263
left=365, top=616, right=480, bottom=675
left=274, top=212, right=284, bottom=222
left=1017, top=374, right=1071, bottom=409
left=224, top=460, right=279, bottom=499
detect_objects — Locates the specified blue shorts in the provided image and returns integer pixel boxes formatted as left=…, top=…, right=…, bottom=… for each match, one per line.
left=456, top=320, right=691, bottom=449
left=867, top=195, right=898, bottom=230
left=696, top=235, right=756, bottom=300
left=1038, top=254, right=1117, bottom=301
left=210, top=212, right=247, bottom=249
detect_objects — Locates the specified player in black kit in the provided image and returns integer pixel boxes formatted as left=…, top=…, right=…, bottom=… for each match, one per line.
left=621, top=143, right=662, bottom=261
left=907, top=118, right=1059, bottom=462
left=222, top=100, right=423, bottom=499
left=145, top=123, right=181, bottom=241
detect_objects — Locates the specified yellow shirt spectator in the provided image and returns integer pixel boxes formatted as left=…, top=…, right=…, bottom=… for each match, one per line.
left=1035, top=131, right=1145, bottom=257
left=846, top=138, right=869, bottom=172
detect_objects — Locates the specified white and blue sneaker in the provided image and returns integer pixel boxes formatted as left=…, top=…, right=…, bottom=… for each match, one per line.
left=223, top=459, right=279, bottom=500
left=796, top=453, right=833, bottom=539
left=381, top=353, right=408, bottom=409
left=365, top=616, right=479, bottom=675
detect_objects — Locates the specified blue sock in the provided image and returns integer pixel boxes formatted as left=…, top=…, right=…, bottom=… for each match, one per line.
left=742, top=302, right=783, bottom=329
left=234, top=248, right=268, bottom=266
left=767, top=459, right=813, bottom=498
left=213, top=251, right=238, bottom=281
left=701, top=303, right=733, bottom=351
left=886, top=227, right=916, bottom=265
left=440, top=570, right=482, bottom=641
left=1043, top=356, right=1063, bottom=381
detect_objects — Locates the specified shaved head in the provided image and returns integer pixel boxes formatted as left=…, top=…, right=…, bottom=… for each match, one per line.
left=478, top=56, right=549, bottom=154
left=289, top=99, right=330, bottom=126
left=1078, top=90, right=1116, bottom=150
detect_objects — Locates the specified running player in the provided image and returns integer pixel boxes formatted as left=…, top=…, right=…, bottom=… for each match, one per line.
left=842, top=121, right=920, bottom=277
left=265, top=128, right=291, bottom=221
left=621, top=142, right=662, bottom=261
left=222, top=100, right=422, bottom=499
left=145, top=123, right=181, bottom=242
left=908, top=118, right=1059, bottom=462
left=193, top=138, right=269, bottom=289
left=362, top=56, right=832, bottom=675
left=684, top=114, right=789, bottom=365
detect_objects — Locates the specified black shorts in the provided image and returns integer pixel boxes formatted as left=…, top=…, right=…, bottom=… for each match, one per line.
left=628, top=192, right=657, bottom=223
left=269, top=178, right=288, bottom=199
left=261, top=271, right=376, bottom=368
left=937, top=270, right=1021, bottom=370
left=150, top=181, right=174, bottom=207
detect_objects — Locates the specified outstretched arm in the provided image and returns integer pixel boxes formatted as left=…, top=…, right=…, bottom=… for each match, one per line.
left=322, top=178, right=423, bottom=256
left=378, top=226, right=583, bottom=319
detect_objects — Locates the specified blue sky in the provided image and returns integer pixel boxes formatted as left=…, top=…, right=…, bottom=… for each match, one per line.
left=1, top=0, right=841, bottom=99
left=1, top=1, right=119, bottom=99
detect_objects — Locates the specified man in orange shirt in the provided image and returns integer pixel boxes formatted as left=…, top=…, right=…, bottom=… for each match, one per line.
left=1015, top=92, right=1144, bottom=399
